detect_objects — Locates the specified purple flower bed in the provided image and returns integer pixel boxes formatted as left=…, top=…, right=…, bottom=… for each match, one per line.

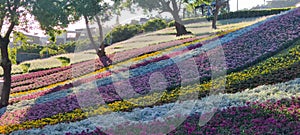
left=170, top=97, right=300, bottom=135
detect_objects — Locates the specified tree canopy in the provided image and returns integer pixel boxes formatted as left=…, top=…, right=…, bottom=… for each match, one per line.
left=128, top=0, right=191, bottom=36
left=0, top=0, right=78, bottom=107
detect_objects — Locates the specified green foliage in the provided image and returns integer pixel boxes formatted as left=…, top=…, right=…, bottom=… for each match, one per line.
left=20, top=63, right=31, bottom=73
left=8, top=47, right=17, bottom=65
left=105, top=24, right=143, bottom=44
left=31, top=0, right=77, bottom=32
left=57, top=57, right=70, bottom=66
left=208, top=7, right=293, bottom=20
left=142, top=18, right=167, bottom=32
left=104, top=18, right=169, bottom=45
left=59, top=41, right=76, bottom=52
left=70, top=0, right=108, bottom=20
left=18, top=44, right=44, bottom=54
left=13, top=32, right=28, bottom=45
left=39, top=47, right=58, bottom=58
left=168, top=7, right=293, bottom=27
left=168, top=17, right=205, bottom=27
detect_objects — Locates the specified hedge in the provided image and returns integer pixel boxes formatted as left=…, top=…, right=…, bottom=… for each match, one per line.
left=168, top=7, right=293, bottom=27
left=104, top=18, right=168, bottom=45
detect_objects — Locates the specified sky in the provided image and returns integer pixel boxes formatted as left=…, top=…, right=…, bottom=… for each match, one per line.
left=67, top=0, right=267, bottom=31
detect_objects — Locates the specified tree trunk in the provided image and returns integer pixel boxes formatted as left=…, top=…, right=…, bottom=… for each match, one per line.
left=172, top=12, right=189, bottom=36
left=95, top=16, right=106, bottom=57
left=84, top=16, right=102, bottom=58
left=212, top=3, right=220, bottom=29
left=183, top=8, right=186, bottom=19
left=201, top=7, right=204, bottom=16
left=0, top=37, right=12, bottom=108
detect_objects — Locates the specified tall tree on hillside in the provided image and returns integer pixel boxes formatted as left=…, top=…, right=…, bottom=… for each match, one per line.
left=0, top=0, right=77, bottom=108
left=128, top=0, right=191, bottom=36
left=185, top=0, right=229, bottom=29
left=70, top=0, right=121, bottom=57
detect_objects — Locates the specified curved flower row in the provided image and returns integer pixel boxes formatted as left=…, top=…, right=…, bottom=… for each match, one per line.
left=99, top=96, right=300, bottom=135
left=9, top=77, right=300, bottom=135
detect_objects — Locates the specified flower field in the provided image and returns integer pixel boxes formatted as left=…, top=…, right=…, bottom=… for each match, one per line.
left=1, top=7, right=300, bottom=135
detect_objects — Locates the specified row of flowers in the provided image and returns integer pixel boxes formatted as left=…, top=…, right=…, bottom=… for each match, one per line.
left=100, top=96, right=300, bottom=135
left=9, top=77, right=300, bottom=134
left=2, top=34, right=300, bottom=133
left=9, top=10, right=283, bottom=93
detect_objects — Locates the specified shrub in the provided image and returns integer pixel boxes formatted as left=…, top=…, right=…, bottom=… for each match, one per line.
left=105, top=24, right=143, bottom=44
left=57, top=57, right=70, bottom=66
left=142, top=18, right=167, bottom=32
left=168, top=7, right=293, bottom=27
left=39, top=47, right=58, bottom=58
left=60, top=41, right=76, bottom=53
left=20, top=63, right=30, bottom=73
left=8, top=47, right=17, bottom=64
left=214, top=7, right=293, bottom=20
left=18, top=44, right=43, bottom=54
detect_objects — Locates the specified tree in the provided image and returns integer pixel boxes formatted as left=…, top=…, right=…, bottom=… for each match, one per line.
left=185, top=0, right=229, bottom=29
left=0, top=0, right=76, bottom=108
left=212, top=0, right=229, bottom=29
left=70, top=0, right=121, bottom=57
left=129, top=0, right=191, bottom=36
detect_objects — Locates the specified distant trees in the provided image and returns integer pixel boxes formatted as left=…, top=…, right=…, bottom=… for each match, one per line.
left=0, top=0, right=76, bottom=108
left=70, top=0, right=122, bottom=57
left=128, top=0, right=192, bottom=36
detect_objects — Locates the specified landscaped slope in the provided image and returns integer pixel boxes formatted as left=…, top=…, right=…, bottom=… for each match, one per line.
left=0, top=8, right=300, bottom=134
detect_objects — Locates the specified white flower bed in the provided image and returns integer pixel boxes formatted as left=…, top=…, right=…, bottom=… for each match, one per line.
left=0, top=65, right=23, bottom=76
left=21, top=57, right=62, bottom=72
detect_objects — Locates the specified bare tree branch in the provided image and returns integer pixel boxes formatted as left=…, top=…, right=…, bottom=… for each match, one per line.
left=0, top=19, right=3, bottom=33
left=84, top=15, right=99, bottom=55
left=218, top=0, right=229, bottom=7
left=159, top=0, right=172, bottom=12
left=5, top=22, right=15, bottom=39
left=4, top=0, right=18, bottom=39
left=6, top=0, right=14, bottom=16
left=95, top=16, right=103, bottom=44
left=178, top=0, right=183, bottom=11
left=171, top=0, right=179, bottom=14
